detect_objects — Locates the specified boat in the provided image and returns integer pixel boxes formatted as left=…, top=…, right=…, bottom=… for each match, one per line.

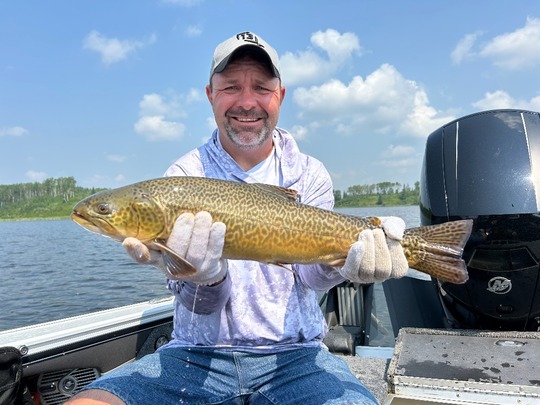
left=2, top=109, right=540, bottom=404
left=0, top=298, right=174, bottom=404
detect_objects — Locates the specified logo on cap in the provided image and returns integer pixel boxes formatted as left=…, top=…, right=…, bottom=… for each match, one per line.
left=236, top=32, right=265, bottom=48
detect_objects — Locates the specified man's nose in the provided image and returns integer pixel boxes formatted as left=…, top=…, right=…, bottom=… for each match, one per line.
left=235, top=88, right=258, bottom=109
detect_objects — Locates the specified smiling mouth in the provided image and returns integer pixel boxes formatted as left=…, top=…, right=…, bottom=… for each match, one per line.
left=232, top=115, right=262, bottom=122
left=228, top=109, right=267, bottom=123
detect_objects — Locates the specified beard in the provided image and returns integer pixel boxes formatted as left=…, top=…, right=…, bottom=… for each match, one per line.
left=223, top=109, right=275, bottom=149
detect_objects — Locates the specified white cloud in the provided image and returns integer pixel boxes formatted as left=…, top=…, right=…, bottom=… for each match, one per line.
left=455, top=18, right=540, bottom=70
left=472, top=90, right=540, bottom=111
left=400, top=91, right=453, bottom=137
left=206, top=116, right=217, bottom=130
left=26, top=170, right=47, bottom=182
left=0, top=126, right=28, bottom=137
left=290, top=125, right=308, bottom=141
left=134, top=90, right=203, bottom=141
left=280, top=29, right=362, bottom=86
left=385, top=144, right=415, bottom=157
left=139, top=93, right=175, bottom=116
left=106, top=154, right=126, bottom=163
left=134, top=115, right=186, bottom=141
left=311, top=29, right=361, bottom=62
left=83, top=30, right=157, bottom=66
left=185, top=25, right=203, bottom=37
left=379, top=144, right=418, bottom=170
left=293, top=63, right=454, bottom=138
left=479, top=17, right=540, bottom=70
left=138, top=91, right=201, bottom=117
left=451, top=32, right=481, bottom=65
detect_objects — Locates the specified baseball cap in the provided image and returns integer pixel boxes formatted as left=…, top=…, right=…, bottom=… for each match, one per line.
left=210, top=31, right=281, bottom=80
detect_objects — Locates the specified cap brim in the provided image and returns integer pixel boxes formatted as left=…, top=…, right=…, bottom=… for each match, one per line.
left=212, top=44, right=280, bottom=78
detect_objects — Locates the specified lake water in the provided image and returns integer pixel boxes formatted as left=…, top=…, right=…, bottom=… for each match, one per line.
left=0, top=206, right=420, bottom=332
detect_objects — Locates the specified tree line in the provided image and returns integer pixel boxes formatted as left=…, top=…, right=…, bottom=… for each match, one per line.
left=0, top=177, right=420, bottom=220
left=0, top=177, right=105, bottom=220
left=334, top=181, right=420, bottom=207
left=0, top=177, right=82, bottom=207
left=343, top=181, right=418, bottom=196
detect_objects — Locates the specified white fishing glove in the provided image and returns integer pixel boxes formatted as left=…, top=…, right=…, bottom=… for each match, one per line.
left=338, top=216, right=409, bottom=284
left=122, top=211, right=228, bottom=286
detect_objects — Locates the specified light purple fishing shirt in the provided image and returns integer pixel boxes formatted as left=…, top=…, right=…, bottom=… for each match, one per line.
left=163, top=128, right=347, bottom=352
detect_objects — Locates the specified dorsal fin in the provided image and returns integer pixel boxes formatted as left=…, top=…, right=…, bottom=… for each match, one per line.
left=251, top=184, right=300, bottom=202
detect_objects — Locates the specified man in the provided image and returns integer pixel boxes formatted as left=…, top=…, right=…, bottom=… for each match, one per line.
left=69, top=31, right=408, bottom=405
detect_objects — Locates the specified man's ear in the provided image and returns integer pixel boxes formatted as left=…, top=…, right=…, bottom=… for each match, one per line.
left=280, top=85, right=286, bottom=105
left=206, top=84, right=213, bottom=104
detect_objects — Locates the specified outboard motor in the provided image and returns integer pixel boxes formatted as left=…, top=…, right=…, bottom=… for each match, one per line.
left=420, top=109, right=540, bottom=331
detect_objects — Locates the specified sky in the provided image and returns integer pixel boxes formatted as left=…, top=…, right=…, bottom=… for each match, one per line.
left=1, top=1, right=540, bottom=193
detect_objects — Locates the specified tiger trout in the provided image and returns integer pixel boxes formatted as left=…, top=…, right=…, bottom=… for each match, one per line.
left=71, top=176, right=473, bottom=284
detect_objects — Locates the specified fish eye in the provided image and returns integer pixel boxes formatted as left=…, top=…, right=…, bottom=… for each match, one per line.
left=97, top=203, right=110, bottom=215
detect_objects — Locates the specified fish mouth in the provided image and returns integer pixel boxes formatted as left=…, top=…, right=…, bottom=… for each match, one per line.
left=71, top=210, right=121, bottom=239
left=71, top=210, right=89, bottom=226
left=71, top=211, right=102, bottom=234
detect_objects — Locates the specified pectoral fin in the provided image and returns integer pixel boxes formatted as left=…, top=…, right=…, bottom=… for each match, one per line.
left=151, top=241, right=197, bottom=277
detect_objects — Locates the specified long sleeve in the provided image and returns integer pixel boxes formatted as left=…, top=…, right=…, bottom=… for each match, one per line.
left=295, top=264, right=346, bottom=291
left=168, top=276, right=232, bottom=315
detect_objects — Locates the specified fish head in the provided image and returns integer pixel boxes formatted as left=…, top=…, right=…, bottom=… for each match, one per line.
left=71, top=185, right=167, bottom=242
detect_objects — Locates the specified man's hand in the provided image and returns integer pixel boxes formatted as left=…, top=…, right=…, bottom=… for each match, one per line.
left=338, top=216, right=409, bottom=284
left=123, top=211, right=228, bottom=285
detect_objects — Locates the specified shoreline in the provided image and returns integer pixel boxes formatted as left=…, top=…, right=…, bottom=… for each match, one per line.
left=0, top=216, right=69, bottom=222
left=0, top=204, right=420, bottom=223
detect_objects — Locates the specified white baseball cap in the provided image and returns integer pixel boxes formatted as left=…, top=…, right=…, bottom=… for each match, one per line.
left=210, top=31, right=280, bottom=80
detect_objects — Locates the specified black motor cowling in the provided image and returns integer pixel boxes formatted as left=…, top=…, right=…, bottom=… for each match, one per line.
left=420, top=109, right=540, bottom=331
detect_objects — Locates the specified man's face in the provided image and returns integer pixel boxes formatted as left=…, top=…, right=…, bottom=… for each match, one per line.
left=207, top=56, right=285, bottom=150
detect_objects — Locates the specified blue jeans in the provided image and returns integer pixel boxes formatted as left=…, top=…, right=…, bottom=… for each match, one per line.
left=85, top=346, right=378, bottom=404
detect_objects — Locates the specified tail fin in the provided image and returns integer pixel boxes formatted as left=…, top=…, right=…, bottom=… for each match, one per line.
left=405, top=219, right=473, bottom=284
